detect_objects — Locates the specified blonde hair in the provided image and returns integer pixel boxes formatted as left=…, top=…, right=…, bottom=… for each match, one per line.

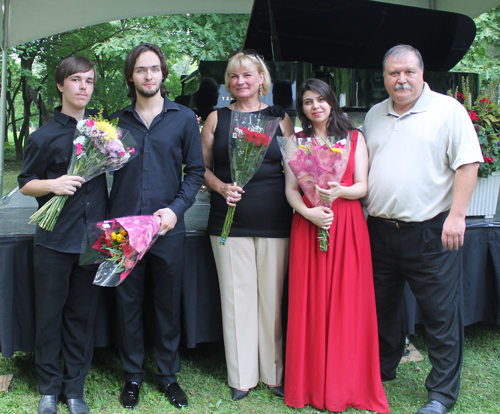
left=224, top=51, right=271, bottom=99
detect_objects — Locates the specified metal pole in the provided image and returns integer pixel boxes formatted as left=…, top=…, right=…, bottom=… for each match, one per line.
left=0, top=0, right=8, bottom=196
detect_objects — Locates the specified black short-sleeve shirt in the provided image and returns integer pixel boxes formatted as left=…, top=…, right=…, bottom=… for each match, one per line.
left=18, top=107, right=108, bottom=253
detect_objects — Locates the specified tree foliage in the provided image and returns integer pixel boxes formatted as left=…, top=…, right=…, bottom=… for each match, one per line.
left=452, top=6, right=500, bottom=99
left=2, top=13, right=249, bottom=160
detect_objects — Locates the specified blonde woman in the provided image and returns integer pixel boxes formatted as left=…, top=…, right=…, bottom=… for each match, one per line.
left=201, top=51, right=294, bottom=401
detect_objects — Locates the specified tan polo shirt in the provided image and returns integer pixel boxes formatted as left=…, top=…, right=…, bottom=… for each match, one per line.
left=363, top=83, right=483, bottom=222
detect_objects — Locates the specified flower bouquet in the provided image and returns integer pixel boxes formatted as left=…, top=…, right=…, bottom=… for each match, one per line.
left=278, top=135, right=350, bottom=251
left=80, top=215, right=161, bottom=286
left=449, top=78, right=500, bottom=178
left=29, top=110, right=138, bottom=231
left=219, top=110, right=281, bottom=245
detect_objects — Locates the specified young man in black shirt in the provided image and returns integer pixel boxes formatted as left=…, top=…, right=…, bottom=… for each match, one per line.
left=18, top=57, right=107, bottom=414
left=109, top=43, right=204, bottom=410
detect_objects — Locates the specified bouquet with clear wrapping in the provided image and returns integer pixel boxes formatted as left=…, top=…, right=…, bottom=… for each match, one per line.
left=277, top=135, right=350, bottom=251
left=219, top=110, right=281, bottom=245
left=80, top=215, right=161, bottom=287
left=29, top=110, right=138, bottom=231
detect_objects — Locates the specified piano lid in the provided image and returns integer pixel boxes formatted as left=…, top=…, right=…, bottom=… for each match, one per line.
left=243, top=0, right=476, bottom=72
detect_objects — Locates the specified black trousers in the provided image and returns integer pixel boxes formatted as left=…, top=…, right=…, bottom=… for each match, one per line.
left=115, top=232, right=185, bottom=387
left=367, top=212, right=463, bottom=408
left=33, top=245, right=100, bottom=398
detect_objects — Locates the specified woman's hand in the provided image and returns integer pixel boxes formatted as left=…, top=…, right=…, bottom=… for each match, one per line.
left=316, top=182, right=344, bottom=205
left=304, top=206, right=334, bottom=229
left=221, top=183, right=245, bottom=207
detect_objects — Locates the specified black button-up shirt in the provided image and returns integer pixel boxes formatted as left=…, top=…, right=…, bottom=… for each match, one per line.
left=109, top=98, right=205, bottom=236
left=18, top=107, right=108, bottom=253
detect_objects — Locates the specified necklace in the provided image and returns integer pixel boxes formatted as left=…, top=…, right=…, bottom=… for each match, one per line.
left=234, top=100, right=262, bottom=128
left=136, top=102, right=163, bottom=129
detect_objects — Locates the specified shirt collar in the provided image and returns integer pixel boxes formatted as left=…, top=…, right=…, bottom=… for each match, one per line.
left=53, top=106, right=93, bottom=125
left=124, top=96, right=180, bottom=114
left=384, top=82, right=431, bottom=117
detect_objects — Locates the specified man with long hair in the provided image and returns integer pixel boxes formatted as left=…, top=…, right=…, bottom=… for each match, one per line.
left=109, top=43, right=205, bottom=410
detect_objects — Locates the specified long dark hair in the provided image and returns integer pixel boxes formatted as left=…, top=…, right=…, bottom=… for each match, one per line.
left=297, top=78, right=354, bottom=138
left=124, top=43, right=170, bottom=99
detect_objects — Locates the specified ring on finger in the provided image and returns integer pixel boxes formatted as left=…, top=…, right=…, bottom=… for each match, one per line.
left=226, top=196, right=231, bottom=202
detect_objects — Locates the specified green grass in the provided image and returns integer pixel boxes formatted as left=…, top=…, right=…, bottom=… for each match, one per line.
left=1, top=323, right=500, bottom=413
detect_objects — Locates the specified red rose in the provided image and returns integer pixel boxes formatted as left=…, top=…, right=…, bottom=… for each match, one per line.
left=244, top=131, right=253, bottom=143
left=122, top=244, right=136, bottom=259
left=457, top=92, right=465, bottom=100
left=262, top=134, right=271, bottom=147
left=253, top=133, right=263, bottom=146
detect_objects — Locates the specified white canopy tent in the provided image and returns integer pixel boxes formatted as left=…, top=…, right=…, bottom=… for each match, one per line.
left=1, top=0, right=500, bottom=193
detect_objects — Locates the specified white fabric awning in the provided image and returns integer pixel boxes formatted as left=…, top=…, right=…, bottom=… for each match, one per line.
left=2, top=0, right=500, bottom=49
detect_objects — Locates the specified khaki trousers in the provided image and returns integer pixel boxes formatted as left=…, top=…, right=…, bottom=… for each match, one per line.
left=210, top=236, right=289, bottom=390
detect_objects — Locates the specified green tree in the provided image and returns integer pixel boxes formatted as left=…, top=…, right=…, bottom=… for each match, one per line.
left=3, top=13, right=249, bottom=160
left=452, top=6, right=500, bottom=99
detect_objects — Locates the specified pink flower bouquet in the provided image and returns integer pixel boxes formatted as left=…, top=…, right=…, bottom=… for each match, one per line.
left=278, top=135, right=350, bottom=251
left=80, top=215, right=161, bottom=286
left=29, top=110, right=138, bottom=231
left=219, top=110, right=281, bottom=245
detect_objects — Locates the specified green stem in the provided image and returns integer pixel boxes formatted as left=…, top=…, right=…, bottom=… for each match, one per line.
left=29, top=195, right=69, bottom=231
left=318, top=227, right=329, bottom=252
left=220, top=205, right=236, bottom=245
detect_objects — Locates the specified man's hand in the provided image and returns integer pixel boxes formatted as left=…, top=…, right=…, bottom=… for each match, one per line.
left=154, top=208, right=178, bottom=236
left=50, top=175, right=85, bottom=196
left=442, top=214, right=465, bottom=251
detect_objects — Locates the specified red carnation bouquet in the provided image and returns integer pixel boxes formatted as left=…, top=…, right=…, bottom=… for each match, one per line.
left=80, top=215, right=161, bottom=286
left=278, top=134, right=350, bottom=251
left=219, top=110, right=281, bottom=245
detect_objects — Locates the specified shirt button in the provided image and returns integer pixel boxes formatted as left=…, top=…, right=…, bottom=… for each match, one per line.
left=145, top=168, right=149, bottom=171
left=144, top=187, right=148, bottom=190
left=145, top=151, right=149, bottom=154
left=143, top=204, right=147, bottom=208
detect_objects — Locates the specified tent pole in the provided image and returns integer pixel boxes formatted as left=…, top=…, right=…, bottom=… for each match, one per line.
left=0, top=0, right=8, bottom=196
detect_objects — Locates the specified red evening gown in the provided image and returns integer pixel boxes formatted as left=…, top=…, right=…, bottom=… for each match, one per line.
left=284, top=131, right=389, bottom=413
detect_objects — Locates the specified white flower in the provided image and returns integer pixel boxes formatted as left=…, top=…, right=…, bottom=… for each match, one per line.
left=74, top=136, right=87, bottom=146
left=77, top=119, right=87, bottom=131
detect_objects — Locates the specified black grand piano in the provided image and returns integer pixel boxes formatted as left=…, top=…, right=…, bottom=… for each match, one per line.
left=180, top=0, right=479, bottom=126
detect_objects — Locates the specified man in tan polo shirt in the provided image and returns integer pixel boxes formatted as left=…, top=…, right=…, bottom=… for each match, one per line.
left=363, top=44, right=482, bottom=414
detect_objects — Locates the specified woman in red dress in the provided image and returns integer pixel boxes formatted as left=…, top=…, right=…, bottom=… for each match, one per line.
left=284, top=79, right=389, bottom=413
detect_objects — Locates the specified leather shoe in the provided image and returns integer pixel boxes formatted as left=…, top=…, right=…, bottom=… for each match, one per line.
left=38, top=395, right=59, bottom=414
left=120, top=381, right=140, bottom=409
left=164, top=381, right=188, bottom=409
left=231, top=387, right=249, bottom=401
left=416, top=399, right=449, bottom=414
left=66, top=398, right=89, bottom=414
left=271, top=385, right=284, bottom=398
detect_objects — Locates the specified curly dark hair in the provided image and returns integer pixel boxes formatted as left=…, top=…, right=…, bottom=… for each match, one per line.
left=297, top=78, right=354, bottom=138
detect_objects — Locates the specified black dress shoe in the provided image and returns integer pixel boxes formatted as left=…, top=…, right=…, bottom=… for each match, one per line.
left=231, top=387, right=249, bottom=401
left=164, top=381, right=188, bottom=409
left=120, top=382, right=140, bottom=409
left=271, top=385, right=284, bottom=398
left=416, top=399, right=449, bottom=414
left=38, top=395, right=59, bottom=414
left=66, top=398, right=89, bottom=414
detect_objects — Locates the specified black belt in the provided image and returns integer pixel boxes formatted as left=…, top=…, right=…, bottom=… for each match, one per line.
left=371, top=211, right=448, bottom=229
